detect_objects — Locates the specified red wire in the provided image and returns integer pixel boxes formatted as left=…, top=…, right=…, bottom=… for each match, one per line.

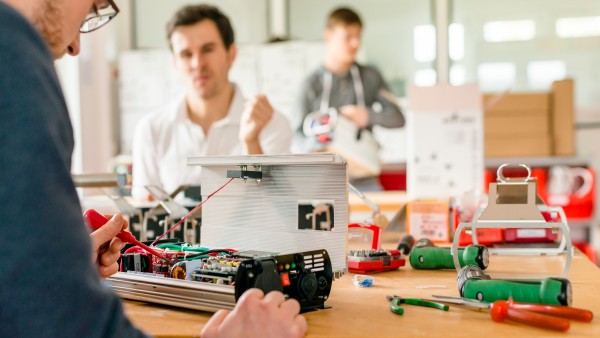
left=150, top=178, right=235, bottom=246
left=124, top=246, right=154, bottom=255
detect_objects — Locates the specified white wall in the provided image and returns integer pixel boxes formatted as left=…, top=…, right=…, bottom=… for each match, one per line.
left=289, top=0, right=432, bottom=97
left=133, top=0, right=270, bottom=49
left=454, top=0, right=600, bottom=121
left=55, top=58, right=82, bottom=173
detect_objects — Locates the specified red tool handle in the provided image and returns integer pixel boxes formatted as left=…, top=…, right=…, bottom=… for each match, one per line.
left=83, top=209, right=163, bottom=258
left=490, top=300, right=570, bottom=332
left=507, top=298, right=593, bottom=322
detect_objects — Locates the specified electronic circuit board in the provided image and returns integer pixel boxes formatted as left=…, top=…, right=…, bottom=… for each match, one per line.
left=108, top=244, right=333, bottom=312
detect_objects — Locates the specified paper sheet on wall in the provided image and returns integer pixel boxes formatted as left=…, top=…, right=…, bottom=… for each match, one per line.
left=229, top=45, right=260, bottom=98
left=406, top=84, right=484, bottom=200
left=257, top=42, right=325, bottom=122
left=119, top=50, right=184, bottom=153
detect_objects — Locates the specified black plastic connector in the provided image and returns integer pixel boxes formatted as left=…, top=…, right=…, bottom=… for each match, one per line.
left=227, top=170, right=263, bottom=180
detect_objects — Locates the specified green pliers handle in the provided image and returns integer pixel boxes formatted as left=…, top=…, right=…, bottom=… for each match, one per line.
left=389, top=297, right=449, bottom=315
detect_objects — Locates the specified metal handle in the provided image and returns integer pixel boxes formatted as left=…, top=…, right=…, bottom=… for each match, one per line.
left=349, top=183, right=380, bottom=214
left=496, top=163, right=531, bottom=183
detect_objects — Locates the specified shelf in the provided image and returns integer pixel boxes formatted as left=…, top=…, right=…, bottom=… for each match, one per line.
left=380, top=157, right=592, bottom=171
left=485, top=156, right=592, bottom=168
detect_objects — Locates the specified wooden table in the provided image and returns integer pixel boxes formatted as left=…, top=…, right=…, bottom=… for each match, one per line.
left=123, top=249, right=600, bottom=337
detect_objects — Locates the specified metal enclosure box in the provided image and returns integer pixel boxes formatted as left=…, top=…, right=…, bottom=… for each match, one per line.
left=187, top=153, right=349, bottom=275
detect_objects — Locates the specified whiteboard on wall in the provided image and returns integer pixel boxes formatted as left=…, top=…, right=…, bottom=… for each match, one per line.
left=256, top=41, right=325, bottom=122
left=118, top=50, right=184, bottom=154
left=118, top=41, right=405, bottom=162
left=118, top=41, right=325, bottom=153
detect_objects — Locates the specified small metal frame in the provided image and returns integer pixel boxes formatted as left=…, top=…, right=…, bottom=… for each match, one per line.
left=452, top=163, right=573, bottom=278
left=73, top=173, right=143, bottom=235
left=141, top=185, right=192, bottom=242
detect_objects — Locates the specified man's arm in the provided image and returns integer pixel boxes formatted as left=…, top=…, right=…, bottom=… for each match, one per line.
left=240, top=95, right=294, bottom=155
left=365, top=67, right=405, bottom=129
left=0, top=6, right=146, bottom=336
left=257, top=106, right=293, bottom=155
left=239, top=95, right=275, bottom=155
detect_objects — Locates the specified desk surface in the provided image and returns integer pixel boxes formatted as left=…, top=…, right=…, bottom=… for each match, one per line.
left=123, top=249, right=600, bottom=337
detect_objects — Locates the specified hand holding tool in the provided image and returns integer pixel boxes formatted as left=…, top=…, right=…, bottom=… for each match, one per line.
left=386, top=295, right=449, bottom=315
left=458, top=265, right=572, bottom=306
left=430, top=295, right=593, bottom=332
left=84, top=209, right=164, bottom=259
left=409, top=238, right=489, bottom=270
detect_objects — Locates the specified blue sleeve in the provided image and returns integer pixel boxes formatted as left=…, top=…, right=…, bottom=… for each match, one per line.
left=0, top=4, right=148, bottom=337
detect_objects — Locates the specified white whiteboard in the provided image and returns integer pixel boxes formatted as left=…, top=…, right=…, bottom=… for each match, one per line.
left=118, top=41, right=325, bottom=153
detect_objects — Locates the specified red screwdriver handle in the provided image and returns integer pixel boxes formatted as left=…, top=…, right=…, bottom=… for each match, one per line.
left=507, top=298, right=593, bottom=322
left=83, top=209, right=163, bottom=258
left=83, top=209, right=134, bottom=243
left=490, top=300, right=570, bottom=332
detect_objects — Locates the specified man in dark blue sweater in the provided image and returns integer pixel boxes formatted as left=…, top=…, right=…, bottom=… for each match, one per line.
left=0, top=1, right=307, bottom=337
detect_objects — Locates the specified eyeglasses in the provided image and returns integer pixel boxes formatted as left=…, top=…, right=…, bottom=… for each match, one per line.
left=80, top=0, right=120, bottom=33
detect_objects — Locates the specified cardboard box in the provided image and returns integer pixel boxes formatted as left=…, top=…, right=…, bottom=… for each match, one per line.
left=407, top=199, right=450, bottom=243
left=484, top=93, right=550, bottom=112
left=482, top=79, right=574, bottom=158
left=485, top=111, right=550, bottom=135
left=551, top=79, right=575, bottom=156
left=485, top=133, right=552, bottom=157
left=482, top=89, right=564, bottom=158
left=485, top=108, right=548, bottom=118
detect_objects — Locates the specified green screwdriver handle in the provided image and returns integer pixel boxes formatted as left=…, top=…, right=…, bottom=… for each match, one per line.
left=461, top=278, right=571, bottom=306
left=410, top=245, right=487, bottom=270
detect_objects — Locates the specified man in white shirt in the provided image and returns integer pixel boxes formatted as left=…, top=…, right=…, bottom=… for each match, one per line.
left=132, top=4, right=291, bottom=200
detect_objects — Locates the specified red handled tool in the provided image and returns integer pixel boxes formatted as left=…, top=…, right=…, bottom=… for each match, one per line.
left=429, top=295, right=593, bottom=332
left=83, top=209, right=164, bottom=259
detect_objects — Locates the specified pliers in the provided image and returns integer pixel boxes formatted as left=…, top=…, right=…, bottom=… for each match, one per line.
left=386, top=295, right=449, bottom=315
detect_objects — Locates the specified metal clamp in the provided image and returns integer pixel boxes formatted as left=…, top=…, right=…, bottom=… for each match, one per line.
left=497, top=163, right=531, bottom=183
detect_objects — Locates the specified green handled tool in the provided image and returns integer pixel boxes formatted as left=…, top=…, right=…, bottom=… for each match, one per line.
left=409, top=238, right=489, bottom=270
left=458, top=265, right=572, bottom=306
left=386, top=295, right=449, bottom=315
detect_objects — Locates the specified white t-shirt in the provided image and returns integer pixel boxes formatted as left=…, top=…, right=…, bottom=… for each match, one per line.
left=131, top=84, right=292, bottom=199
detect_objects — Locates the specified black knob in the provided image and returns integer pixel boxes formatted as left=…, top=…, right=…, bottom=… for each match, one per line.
left=299, top=273, right=317, bottom=300
left=317, top=276, right=328, bottom=290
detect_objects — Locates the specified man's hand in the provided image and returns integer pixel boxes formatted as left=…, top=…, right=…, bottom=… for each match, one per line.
left=239, top=95, right=274, bottom=154
left=89, top=214, right=128, bottom=278
left=339, top=104, right=369, bottom=128
left=201, top=289, right=307, bottom=338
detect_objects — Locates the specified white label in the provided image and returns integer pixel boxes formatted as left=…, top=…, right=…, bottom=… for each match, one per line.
left=409, top=213, right=448, bottom=241
left=516, top=229, right=546, bottom=238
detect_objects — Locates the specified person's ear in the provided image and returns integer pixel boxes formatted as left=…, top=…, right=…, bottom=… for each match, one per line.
left=227, top=43, right=237, bottom=66
left=67, top=33, right=81, bottom=56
